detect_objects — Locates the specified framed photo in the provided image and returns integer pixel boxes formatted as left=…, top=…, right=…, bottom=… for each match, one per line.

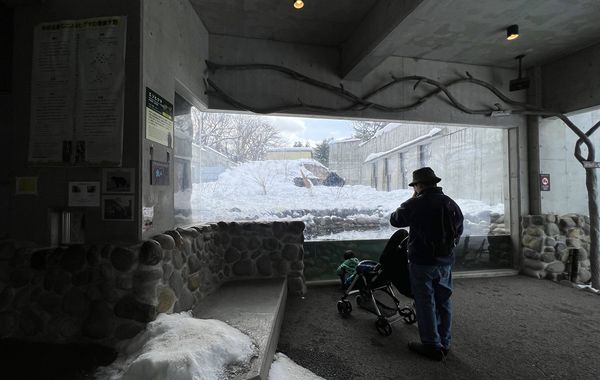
left=103, top=168, right=135, bottom=193
left=68, top=181, right=100, bottom=207
left=15, top=177, right=38, bottom=195
left=102, top=195, right=134, bottom=221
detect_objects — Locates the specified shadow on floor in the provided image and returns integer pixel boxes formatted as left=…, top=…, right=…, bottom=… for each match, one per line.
left=0, top=339, right=116, bottom=380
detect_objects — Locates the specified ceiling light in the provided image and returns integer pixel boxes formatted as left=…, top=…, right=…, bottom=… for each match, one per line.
left=293, top=0, right=304, bottom=9
left=506, top=24, right=519, bottom=41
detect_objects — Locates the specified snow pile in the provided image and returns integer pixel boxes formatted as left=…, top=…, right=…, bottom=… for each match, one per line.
left=96, top=313, right=256, bottom=380
left=269, top=353, right=325, bottom=380
left=175, top=159, right=505, bottom=239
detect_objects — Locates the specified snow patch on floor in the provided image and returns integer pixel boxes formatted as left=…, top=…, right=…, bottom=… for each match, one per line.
left=269, top=353, right=325, bottom=380
left=95, top=312, right=256, bottom=380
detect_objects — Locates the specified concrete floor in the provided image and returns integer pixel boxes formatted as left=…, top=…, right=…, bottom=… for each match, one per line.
left=277, top=275, right=600, bottom=380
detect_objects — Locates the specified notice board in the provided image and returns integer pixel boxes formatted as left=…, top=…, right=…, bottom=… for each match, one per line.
left=28, top=16, right=127, bottom=166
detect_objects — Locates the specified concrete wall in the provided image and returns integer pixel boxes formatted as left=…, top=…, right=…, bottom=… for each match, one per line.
left=141, top=0, right=209, bottom=239
left=5, top=0, right=142, bottom=245
left=539, top=108, right=600, bottom=215
left=542, top=42, right=600, bottom=114
left=331, top=124, right=507, bottom=205
left=208, top=35, right=526, bottom=129
left=328, top=139, right=362, bottom=185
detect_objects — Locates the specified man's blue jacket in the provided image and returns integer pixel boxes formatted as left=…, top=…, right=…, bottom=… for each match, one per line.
left=390, top=187, right=464, bottom=266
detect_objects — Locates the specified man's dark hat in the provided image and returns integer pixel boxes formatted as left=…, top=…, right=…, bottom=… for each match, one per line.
left=409, top=167, right=441, bottom=187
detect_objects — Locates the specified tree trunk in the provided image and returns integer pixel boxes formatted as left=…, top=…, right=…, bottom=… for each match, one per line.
left=586, top=168, right=600, bottom=289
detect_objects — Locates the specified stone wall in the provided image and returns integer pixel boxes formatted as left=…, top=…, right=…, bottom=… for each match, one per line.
left=0, top=221, right=305, bottom=348
left=521, top=214, right=591, bottom=283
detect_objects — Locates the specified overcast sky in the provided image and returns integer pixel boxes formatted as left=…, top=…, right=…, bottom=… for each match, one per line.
left=264, top=115, right=355, bottom=147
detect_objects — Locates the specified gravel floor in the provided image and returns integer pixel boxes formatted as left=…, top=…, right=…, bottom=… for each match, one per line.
left=277, top=275, right=600, bottom=380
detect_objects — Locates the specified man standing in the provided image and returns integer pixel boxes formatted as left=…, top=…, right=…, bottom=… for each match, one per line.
left=390, top=167, right=463, bottom=361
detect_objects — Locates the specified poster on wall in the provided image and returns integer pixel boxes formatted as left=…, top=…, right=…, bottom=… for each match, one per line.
left=68, top=181, right=100, bottom=207
left=145, top=88, right=174, bottom=147
left=15, top=177, right=38, bottom=195
left=29, top=16, right=127, bottom=166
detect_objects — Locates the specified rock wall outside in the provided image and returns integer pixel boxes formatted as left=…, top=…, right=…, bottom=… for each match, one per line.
left=0, top=221, right=305, bottom=347
left=521, top=214, right=591, bottom=283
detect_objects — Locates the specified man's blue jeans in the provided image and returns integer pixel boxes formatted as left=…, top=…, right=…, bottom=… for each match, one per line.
left=409, top=263, right=453, bottom=349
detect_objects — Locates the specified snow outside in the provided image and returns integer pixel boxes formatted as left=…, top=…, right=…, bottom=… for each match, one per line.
left=172, top=106, right=508, bottom=242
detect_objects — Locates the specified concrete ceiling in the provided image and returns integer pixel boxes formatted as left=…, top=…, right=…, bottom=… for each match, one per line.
left=190, top=0, right=600, bottom=80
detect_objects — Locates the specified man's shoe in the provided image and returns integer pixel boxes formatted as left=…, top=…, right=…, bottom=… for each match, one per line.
left=408, top=342, right=444, bottom=361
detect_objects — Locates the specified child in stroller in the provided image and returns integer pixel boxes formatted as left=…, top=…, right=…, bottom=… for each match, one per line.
left=336, top=229, right=416, bottom=336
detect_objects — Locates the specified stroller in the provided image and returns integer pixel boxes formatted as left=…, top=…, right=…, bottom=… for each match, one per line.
left=336, top=229, right=416, bottom=336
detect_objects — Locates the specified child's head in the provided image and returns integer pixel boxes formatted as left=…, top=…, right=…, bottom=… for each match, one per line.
left=344, top=250, right=355, bottom=260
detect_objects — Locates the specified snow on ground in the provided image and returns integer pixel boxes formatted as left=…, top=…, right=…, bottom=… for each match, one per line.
left=269, top=353, right=325, bottom=380
left=94, top=312, right=324, bottom=380
left=95, top=313, right=256, bottom=380
left=175, top=159, right=505, bottom=239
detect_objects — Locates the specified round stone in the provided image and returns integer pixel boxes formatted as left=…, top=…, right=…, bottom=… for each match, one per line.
left=257, top=256, right=273, bottom=276
left=177, top=227, right=199, bottom=238
left=165, top=230, right=184, bottom=248
left=231, top=237, right=247, bottom=251
left=559, top=217, right=576, bottom=229
left=0, top=287, right=15, bottom=311
left=111, top=247, right=136, bottom=272
left=224, top=248, right=241, bottom=264
left=172, top=250, right=184, bottom=269
left=140, top=240, right=163, bottom=266
left=10, top=269, right=31, bottom=288
left=247, top=237, right=260, bottom=250
left=282, top=245, right=299, bottom=261
left=262, top=238, right=279, bottom=251
left=188, top=255, right=200, bottom=273
left=114, top=296, right=157, bottom=323
left=522, top=236, right=543, bottom=252
left=0, top=311, right=17, bottom=336
left=157, top=287, right=176, bottom=313
left=169, top=271, right=184, bottom=295
left=545, top=223, right=560, bottom=237
left=153, top=234, right=176, bottom=250
left=30, top=249, right=52, bottom=270
left=63, top=288, right=89, bottom=317
left=523, top=258, right=547, bottom=271
left=232, top=259, right=253, bottom=276
left=175, top=288, right=194, bottom=312
left=72, top=269, right=92, bottom=286
left=546, top=261, right=565, bottom=273
left=163, top=263, right=174, bottom=282
left=115, top=322, right=144, bottom=340
left=19, top=309, right=43, bottom=336
left=188, top=273, right=201, bottom=291
left=86, top=245, right=102, bottom=266
left=83, top=301, right=115, bottom=339
left=60, top=245, right=86, bottom=273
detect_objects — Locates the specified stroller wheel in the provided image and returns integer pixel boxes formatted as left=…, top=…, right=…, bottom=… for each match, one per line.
left=337, top=300, right=352, bottom=316
left=375, top=317, right=392, bottom=336
left=399, top=307, right=417, bottom=324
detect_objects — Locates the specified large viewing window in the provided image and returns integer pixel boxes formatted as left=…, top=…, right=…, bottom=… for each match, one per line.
left=173, top=96, right=513, bottom=277
left=174, top=99, right=509, bottom=236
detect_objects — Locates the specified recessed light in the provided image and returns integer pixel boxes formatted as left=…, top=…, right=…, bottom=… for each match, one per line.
left=293, top=0, right=304, bottom=10
left=506, top=24, right=519, bottom=41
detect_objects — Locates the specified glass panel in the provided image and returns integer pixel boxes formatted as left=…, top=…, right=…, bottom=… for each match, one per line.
left=304, top=235, right=514, bottom=282
left=539, top=107, right=600, bottom=215
left=174, top=112, right=512, bottom=270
